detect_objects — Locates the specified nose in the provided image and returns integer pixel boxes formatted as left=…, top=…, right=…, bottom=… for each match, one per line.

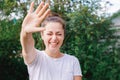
left=51, top=35, right=57, bottom=42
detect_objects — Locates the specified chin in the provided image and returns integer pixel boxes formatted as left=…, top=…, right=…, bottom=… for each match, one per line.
left=49, top=47, right=59, bottom=51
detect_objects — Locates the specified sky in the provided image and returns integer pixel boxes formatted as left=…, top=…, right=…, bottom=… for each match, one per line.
left=100, top=0, right=120, bottom=15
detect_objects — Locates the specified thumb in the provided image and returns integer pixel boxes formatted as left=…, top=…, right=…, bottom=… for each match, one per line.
left=33, top=27, right=45, bottom=32
left=25, top=27, right=45, bottom=33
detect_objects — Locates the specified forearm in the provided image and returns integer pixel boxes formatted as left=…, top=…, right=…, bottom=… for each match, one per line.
left=74, top=76, right=82, bottom=80
left=20, top=30, right=36, bottom=64
left=20, top=1, right=50, bottom=64
left=20, top=30, right=35, bottom=53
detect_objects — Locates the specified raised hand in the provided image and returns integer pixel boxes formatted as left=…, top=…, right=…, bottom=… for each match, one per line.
left=22, top=1, right=50, bottom=33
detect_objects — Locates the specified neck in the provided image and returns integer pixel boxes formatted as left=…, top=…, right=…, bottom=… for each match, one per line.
left=45, top=49, right=63, bottom=58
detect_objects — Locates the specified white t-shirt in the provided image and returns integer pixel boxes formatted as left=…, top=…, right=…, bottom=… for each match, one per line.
left=27, top=50, right=82, bottom=80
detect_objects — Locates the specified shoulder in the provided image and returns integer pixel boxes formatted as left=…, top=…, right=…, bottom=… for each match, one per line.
left=65, top=54, right=78, bottom=59
left=64, top=54, right=79, bottom=63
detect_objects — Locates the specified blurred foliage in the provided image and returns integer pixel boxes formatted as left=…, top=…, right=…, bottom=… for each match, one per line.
left=0, top=0, right=16, bottom=15
left=0, top=0, right=120, bottom=80
left=63, top=11, right=120, bottom=80
left=111, top=10, right=120, bottom=19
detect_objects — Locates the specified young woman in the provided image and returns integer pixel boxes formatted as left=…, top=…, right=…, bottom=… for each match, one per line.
left=20, top=1, right=82, bottom=80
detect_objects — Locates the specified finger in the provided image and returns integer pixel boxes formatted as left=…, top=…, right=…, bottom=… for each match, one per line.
left=28, top=2, right=34, bottom=13
left=35, top=1, right=44, bottom=14
left=38, top=3, right=49, bottom=17
left=33, top=27, right=45, bottom=32
left=26, top=27, right=45, bottom=33
left=40, top=9, right=51, bottom=20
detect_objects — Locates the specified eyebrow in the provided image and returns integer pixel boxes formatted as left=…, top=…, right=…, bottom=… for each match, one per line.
left=46, top=31, right=62, bottom=33
left=45, top=31, right=63, bottom=34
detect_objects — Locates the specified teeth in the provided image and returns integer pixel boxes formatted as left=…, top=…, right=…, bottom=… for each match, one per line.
left=50, top=42, right=57, bottom=47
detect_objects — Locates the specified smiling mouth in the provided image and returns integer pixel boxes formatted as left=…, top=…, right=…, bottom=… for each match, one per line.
left=50, top=42, right=58, bottom=48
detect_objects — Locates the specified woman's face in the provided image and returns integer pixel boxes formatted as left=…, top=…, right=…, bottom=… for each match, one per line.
left=41, top=22, right=64, bottom=51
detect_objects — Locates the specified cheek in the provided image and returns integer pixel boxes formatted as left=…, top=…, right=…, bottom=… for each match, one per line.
left=42, top=35, right=49, bottom=43
left=43, top=37, right=50, bottom=42
left=59, top=37, right=64, bottom=43
left=42, top=39, right=49, bottom=47
left=42, top=32, right=49, bottom=40
left=61, top=35, right=65, bottom=40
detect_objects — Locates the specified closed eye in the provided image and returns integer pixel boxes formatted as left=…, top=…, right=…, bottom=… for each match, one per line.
left=47, top=33, right=52, bottom=35
left=57, top=34, right=62, bottom=36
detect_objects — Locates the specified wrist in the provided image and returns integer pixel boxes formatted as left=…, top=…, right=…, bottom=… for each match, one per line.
left=20, top=29, right=32, bottom=38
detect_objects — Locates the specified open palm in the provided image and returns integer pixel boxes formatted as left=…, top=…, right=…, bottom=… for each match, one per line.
left=22, top=2, right=50, bottom=33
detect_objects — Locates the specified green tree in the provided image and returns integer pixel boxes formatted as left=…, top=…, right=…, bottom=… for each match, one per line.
left=0, top=0, right=28, bottom=80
